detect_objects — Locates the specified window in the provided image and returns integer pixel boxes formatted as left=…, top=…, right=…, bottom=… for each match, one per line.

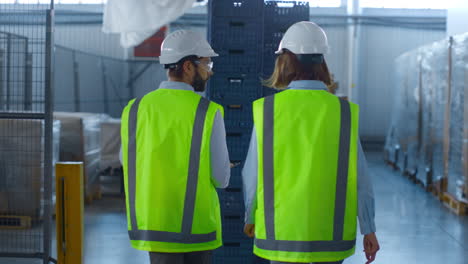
left=16, top=0, right=51, bottom=3
left=1, top=0, right=106, bottom=3
left=266, top=0, right=342, bottom=8
left=58, top=0, right=106, bottom=3
left=1, top=0, right=342, bottom=6
left=360, top=0, right=449, bottom=9
left=309, top=0, right=341, bottom=8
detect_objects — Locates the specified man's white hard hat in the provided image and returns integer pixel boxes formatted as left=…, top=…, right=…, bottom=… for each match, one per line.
left=159, top=30, right=218, bottom=65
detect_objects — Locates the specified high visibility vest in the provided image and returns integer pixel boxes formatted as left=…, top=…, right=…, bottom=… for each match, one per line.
left=121, top=88, right=224, bottom=253
left=252, top=89, right=359, bottom=263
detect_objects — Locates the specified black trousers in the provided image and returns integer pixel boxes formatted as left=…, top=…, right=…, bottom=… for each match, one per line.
left=149, top=250, right=213, bottom=264
left=271, top=260, right=344, bottom=264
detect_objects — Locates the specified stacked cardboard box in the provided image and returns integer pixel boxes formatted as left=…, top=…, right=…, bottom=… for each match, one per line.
left=386, top=33, right=468, bottom=205
left=100, top=118, right=121, bottom=171
left=447, top=34, right=468, bottom=202
left=54, top=112, right=105, bottom=199
left=0, top=119, right=60, bottom=218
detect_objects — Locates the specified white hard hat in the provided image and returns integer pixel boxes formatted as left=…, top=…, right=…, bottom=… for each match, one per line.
left=159, top=30, right=218, bottom=65
left=275, top=21, right=329, bottom=55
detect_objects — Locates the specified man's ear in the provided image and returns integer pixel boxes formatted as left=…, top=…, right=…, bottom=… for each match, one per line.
left=182, top=60, right=193, bottom=74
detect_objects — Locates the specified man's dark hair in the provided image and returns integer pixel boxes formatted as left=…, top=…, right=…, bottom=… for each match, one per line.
left=166, top=55, right=199, bottom=79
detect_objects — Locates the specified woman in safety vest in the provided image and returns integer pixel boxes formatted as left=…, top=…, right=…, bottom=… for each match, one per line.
left=242, top=21, right=380, bottom=264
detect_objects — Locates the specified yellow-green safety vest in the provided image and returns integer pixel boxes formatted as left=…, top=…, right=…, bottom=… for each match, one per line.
left=121, top=88, right=224, bottom=253
left=252, top=89, right=359, bottom=263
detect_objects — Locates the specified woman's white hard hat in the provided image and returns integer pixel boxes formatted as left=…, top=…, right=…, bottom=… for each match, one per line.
left=275, top=21, right=329, bottom=55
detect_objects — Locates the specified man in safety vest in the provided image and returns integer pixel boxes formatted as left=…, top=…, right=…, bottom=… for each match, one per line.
left=242, top=22, right=380, bottom=264
left=121, top=30, right=231, bottom=264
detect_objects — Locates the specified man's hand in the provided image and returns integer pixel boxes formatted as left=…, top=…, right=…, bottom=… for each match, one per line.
left=363, top=232, right=380, bottom=264
left=244, top=224, right=255, bottom=238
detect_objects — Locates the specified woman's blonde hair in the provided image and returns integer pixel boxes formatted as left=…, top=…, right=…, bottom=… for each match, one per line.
left=263, top=49, right=334, bottom=91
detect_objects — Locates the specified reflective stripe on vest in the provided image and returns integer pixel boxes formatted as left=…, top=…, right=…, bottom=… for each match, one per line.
left=127, top=97, right=216, bottom=244
left=254, top=95, right=356, bottom=252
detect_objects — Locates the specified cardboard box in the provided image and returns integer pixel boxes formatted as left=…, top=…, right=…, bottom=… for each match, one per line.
left=100, top=118, right=121, bottom=170
left=54, top=112, right=105, bottom=196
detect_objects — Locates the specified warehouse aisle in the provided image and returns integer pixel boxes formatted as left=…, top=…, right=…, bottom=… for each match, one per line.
left=1, top=151, right=455, bottom=264
left=346, top=152, right=468, bottom=264
left=3, top=151, right=465, bottom=264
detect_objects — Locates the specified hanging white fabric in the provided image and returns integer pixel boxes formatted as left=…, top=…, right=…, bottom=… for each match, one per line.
left=102, top=0, right=197, bottom=48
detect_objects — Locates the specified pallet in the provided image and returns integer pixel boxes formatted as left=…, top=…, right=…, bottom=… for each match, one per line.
left=414, top=178, right=432, bottom=192
left=431, top=185, right=444, bottom=201
left=430, top=178, right=447, bottom=201
left=429, top=185, right=444, bottom=201
left=442, top=193, right=468, bottom=216
left=0, top=215, right=32, bottom=229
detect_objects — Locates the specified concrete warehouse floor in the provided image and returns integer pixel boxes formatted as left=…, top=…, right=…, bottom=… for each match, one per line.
left=1, top=151, right=467, bottom=264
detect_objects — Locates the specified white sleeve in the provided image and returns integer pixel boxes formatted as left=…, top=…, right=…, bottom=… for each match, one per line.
left=210, top=110, right=231, bottom=188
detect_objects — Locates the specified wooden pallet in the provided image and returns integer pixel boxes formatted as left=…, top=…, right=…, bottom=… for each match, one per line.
left=0, top=215, right=32, bottom=229
left=430, top=186, right=444, bottom=201
left=442, top=193, right=468, bottom=216
left=414, top=179, right=431, bottom=192
left=429, top=178, right=447, bottom=201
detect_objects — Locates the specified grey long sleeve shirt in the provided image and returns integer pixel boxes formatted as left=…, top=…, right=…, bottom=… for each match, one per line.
left=119, top=80, right=231, bottom=188
left=242, top=80, right=376, bottom=235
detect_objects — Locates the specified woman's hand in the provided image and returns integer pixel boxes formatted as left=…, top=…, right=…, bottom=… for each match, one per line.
left=244, top=224, right=255, bottom=238
left=363, top=232, right=380, bottom=264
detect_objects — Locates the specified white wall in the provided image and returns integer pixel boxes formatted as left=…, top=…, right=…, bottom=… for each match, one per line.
left=357, top=25, right=445, bottom=139
left=55, top=24, right=125, bottom=59
left=355, top=8, right=446, bottom=140
left=447, top=0, right=468, bottom=36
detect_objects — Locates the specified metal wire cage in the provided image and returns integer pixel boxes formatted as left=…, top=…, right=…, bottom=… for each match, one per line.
left=0, top=1, right=55, bottom=263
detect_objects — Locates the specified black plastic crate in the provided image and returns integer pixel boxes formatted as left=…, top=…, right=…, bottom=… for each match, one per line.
left=212, top=48, right=262, bottom=74
left=211, top=100, right=255, bottom=130
left=229, top=166, right=244, bottom=188
left=227, top=149, right=250, bottom=162
left=264, top=1, right=310, bottom=26
left=210, top=0, right=264, bottom=18
left=263, top=87, right=278, bottom=97
left=226, top=131, right=252, bottom=160
left=263, top=1, right=310, bottom=60
left=262, top=58, right=276, bottom=78
left=208, top=75, right=263, bottom=102
left=210, top=17, right=264, bottom=48
left=221, top=213, right=245, bottom=239
left=215, top=240, right=253, bottom=257
left=219, top=187, right=244, bottom=213
left=227, top=175, right=243, bottom=189
left=263, top=32, right=284, bottom=53
left=253, top=255, right=270, bottom=264
left=223, top=103, right=254, bottom=123
left=209, top=91, right=259, bottom=104
left=225, top=119, right=253, bottom=131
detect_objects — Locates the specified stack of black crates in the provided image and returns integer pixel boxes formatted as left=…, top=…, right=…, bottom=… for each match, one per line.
left=207, top=1, right=309, bottom=263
